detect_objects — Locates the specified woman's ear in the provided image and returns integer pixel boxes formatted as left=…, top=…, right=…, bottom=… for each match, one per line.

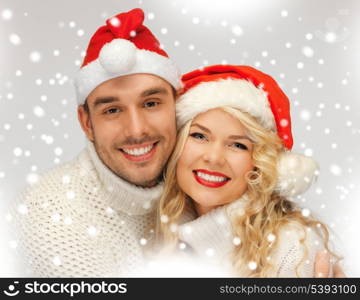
left=77, top=104, right=94, bottom=142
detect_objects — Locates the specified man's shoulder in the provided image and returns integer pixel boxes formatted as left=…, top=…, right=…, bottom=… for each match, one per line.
left=17, top=148, right=94, bottom=205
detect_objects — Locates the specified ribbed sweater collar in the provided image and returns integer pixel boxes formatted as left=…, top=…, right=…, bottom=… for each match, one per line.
left=85, top=141, right=164, bottom=215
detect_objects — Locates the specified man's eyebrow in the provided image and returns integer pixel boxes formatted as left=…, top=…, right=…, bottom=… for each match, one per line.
left=93, top=97, right=119, bottom=107
left=141, top=87, right=169, bottom=98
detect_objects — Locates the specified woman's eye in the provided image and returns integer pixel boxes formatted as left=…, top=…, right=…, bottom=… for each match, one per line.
left=190, top=132, right=206, bottom=140
left=232, top=142, right=248, bottom=150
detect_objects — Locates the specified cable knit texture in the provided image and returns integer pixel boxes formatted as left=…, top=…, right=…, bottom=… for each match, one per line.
left=11, top=142, right=163, bottom=277
left=178, top=199, right=326, bottom=277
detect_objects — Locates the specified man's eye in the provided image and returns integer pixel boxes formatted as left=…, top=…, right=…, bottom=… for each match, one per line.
left=232, top=142, right=248, bottom=150
left=143, top=101, right=159, bottom=108
left=190, top=132, right=206, bottom=140
left=105, top=108, right=121, bottom=114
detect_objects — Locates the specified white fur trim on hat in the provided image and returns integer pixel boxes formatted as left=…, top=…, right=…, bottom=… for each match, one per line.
left=176, top=78, right=276, bottom=130
left=276, top=152, right=319, bottom=197
left=75, top=39, right=182, bottom=104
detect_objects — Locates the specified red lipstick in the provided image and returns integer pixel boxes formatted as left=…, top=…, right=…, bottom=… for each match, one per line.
left=193, top=169, right=231, bottom=188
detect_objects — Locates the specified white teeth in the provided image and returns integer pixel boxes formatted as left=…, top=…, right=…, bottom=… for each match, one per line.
left=122, top=144, right=154, bottom=156
left=196, top=171, right=228, bottom=182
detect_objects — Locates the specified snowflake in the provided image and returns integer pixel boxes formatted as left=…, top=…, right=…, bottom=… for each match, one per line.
left=66, top=191, right=75, bottom=200
left=232, top=25, right=243, bottom=36
left=330, top=164, right=342, bottom=176
left=325, top=32, right=337, bottom=43
left=300, top=110, right=311, bottom=121
left=192, top=17, right=200, bottom=25
left=1, top=9, right=13, bottom=20
left=77, top=29, right=84, bottom=37
left=205, top=248, right=215, bottom=257
left=52, top=256, right=62, bottom=266
left=267, top=234, right=276, bottom=243
left=51, top=213, right=61, bottom=222
left=9, top=240, right=18, bottom=249
left=33, top=106, right=45, bottom=117
left=170, top=223, right=178, bottom=233
left=13, top=147, right=23, bottom=157
left=304, top=148, right=313, bottom=157
left=62, top=175, right=70, bottom=184
left=305, top=33, right=313, bottom=40
left=26, top=173, right=39, bottom=184
left=280, top=10, right=288, bottom=18
left=248, top=261, right=257, bottom=270
left=297, top=62, right=304, bottom=69
left=64, top=217, right=72, bottom=225
left=179, top=243, right=187, bottom=250
left=17, top=204, right=28, bottom=215
left=160, top=215, right=169, bottom=223
left=29, top=51, right=41, bottom=63
left=233, top=237, right=241, bottom=246
left=302, top=46, right=314, bottom=57
left=9, top=33, right=21, bottom=45
left=87, top=226, right=97, bottom=236
left=54, top=147, right=63, bottom=156
left=301, top=208, right=311, bottom=217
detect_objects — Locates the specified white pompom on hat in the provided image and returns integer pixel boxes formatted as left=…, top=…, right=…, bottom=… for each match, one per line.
left=177, top=64, right=319, bottom=198
left=74, top=8, right=181, bottom=104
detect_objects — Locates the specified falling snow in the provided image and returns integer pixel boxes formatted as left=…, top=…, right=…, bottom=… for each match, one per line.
left=232, top=25, right=243, bottom=36
left=29, top=51, right=41, bottom=63
left=1, top=9, right=13, bottom=20
left=9, top=33, right=21, bottom=45
left=1, top=3, right=359, bottom=277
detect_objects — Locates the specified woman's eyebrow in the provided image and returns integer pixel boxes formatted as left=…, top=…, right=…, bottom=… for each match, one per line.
left=190, top=123, right=211, bottom=133
left=228, top=135, right=253, bottom=142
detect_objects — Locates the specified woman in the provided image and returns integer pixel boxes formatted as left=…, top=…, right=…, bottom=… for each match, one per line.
left=156, top=65, right=340, bottom=277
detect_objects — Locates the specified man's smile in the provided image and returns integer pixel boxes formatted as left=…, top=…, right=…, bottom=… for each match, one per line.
left=119, top=142, right=159, bottom=162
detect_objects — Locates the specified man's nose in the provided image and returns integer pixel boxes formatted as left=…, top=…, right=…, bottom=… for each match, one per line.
left=124, top=108, right=149, bottom=139
left=202, top=142, right=226, bottom=166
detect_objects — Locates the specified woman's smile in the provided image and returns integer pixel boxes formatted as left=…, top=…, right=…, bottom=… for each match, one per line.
left=192, top=169, right=231, bottom=188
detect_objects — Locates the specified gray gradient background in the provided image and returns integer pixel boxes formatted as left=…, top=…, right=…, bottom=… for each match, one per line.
left=0, top=0, right=359, bottom=276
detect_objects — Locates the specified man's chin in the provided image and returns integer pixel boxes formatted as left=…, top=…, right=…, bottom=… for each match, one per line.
left=113, top=168, right=162, bottom=188
left=125, top=175, right=160, bottom=188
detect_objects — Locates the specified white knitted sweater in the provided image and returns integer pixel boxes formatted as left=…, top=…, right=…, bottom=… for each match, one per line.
left=177, top=199, right=328, bottom=277
left=12, top=142, right=163, bottom=277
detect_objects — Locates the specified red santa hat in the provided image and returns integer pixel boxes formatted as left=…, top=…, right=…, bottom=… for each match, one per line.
left=176, top=65, right=319, bottom=198
left=74, top=8, right=181, bottom=104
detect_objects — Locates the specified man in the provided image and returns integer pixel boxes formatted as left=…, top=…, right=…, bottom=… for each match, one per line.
left=13, top=8, right=181, bottom=277
left=12, top=8, right=342, bottom=277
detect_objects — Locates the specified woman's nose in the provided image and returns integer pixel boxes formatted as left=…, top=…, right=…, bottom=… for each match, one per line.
left=202, top=143, right=226, bottom=166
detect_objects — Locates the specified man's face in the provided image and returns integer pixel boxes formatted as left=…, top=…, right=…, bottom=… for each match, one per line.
left=78, top=74, right=177, bottom=187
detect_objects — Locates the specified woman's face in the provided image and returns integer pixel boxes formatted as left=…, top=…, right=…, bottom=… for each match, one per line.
left=176, top=108, right=255, bottom=215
